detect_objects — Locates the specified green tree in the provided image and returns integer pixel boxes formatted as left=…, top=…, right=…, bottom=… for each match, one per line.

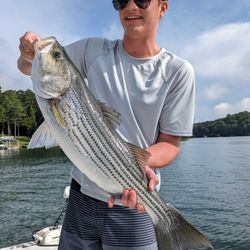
left=193, top=111, right=250, bottom=137
left=0, top=87, right=6, bottom=133
left=0, top=88, right=44, bottom=136
left=17, top=89, right=43, bottom=135
left=3, top=90, right=26, bottom=137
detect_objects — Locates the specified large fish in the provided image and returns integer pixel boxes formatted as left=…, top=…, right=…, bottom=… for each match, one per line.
left=29, top=37, right=213, bottom=250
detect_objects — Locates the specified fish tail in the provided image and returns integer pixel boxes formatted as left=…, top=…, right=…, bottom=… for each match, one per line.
left=149, top=203, right=213, bottom=250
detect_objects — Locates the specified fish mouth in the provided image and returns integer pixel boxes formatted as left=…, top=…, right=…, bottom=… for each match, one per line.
left=34, top=36, right=56, bottom=53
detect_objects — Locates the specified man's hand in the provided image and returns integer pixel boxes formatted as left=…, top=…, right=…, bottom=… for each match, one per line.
left=19, top=32, right=41, bottom=63
left=108, top=165, right=159, bottom=213
left=17, top=32, right=42, bottom=75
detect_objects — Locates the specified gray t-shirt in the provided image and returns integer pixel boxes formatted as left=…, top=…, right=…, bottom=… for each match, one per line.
left=65, top=38, right=195, bottom=202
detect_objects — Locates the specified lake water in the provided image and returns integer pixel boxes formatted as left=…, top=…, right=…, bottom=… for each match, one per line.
left=0, top=137, right=249, bottom=249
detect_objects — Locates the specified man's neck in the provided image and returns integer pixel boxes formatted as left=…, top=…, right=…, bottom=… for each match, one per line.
left=122, top=36, right=161, bottom=58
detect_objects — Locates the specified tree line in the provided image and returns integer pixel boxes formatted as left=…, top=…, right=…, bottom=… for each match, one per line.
left=1, top=86, right=250, bottom=138
left=0, top=86, right=43, bottom=137
left=193, top=111, right=250, bottom=137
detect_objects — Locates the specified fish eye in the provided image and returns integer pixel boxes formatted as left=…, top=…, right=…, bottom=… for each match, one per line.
left=53, top=51, right=61, bottom=60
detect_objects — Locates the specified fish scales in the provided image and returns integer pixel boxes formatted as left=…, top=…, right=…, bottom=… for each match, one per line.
left=58, top=86, right=177, bottom=224
left=57, top=87, right=166, bottom=219
left=29, top=37, right=213, bottom=250
left=59, top=87, right=147, bottom=190
left=59, top=94, right=122, bottom=175
left=61, top=77, right=182, bottom=225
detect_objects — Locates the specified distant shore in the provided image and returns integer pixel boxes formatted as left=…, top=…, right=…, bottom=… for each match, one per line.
left=0, top=136, right=30, bottom=149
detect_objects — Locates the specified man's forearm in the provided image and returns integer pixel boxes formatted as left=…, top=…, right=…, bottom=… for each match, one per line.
left=146, top=133, right=180, bottom=169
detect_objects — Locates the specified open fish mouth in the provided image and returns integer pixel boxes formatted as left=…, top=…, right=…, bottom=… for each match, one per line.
left=34, top=36, right=56, bottom=53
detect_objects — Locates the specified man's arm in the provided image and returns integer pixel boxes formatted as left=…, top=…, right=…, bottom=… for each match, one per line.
left=146, top=132, right=180, bottom=169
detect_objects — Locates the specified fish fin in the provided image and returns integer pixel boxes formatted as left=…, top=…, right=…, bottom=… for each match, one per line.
left=97, top=100, right=122, bottom=129
left=150, top=201, right=213, bottom=250
left=51, top=100, right=65, bottom=128
left=127, top=143, right=151, bottom=178
left=28, top=121, right=59, bottom=149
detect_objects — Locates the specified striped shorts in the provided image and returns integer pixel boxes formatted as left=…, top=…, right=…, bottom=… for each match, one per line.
left=58, top=179, right=157, bottom=250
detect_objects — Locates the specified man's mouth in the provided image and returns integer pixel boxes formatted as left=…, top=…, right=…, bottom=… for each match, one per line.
left=125, top=16, right=142, bottom=20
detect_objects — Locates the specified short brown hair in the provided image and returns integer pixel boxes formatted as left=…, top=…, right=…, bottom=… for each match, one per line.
left=159, top=0, right=168, bottom=4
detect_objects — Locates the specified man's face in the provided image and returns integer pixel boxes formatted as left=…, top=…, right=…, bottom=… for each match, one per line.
left=118, top=0, right=167, bottom=39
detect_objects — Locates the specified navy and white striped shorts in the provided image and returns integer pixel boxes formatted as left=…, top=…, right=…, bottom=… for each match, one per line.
left=58, top=179, right=157, bottom=250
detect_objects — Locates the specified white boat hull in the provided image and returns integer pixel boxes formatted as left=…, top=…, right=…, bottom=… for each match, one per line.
left=0, top=242, right=57, bottom=250
left=1, top=226, right=61, bottom=250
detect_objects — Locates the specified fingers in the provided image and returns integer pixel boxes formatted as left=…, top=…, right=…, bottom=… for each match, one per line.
left=20, top=31, right=42, bottom=50
left=108, top=195, right=116, bottom=208
left=121, top=189, right=137, bottom=207
left=144, top=165, right=159, bottom=192
left=108, top=166, right=158, bottom=213
left=108, top=189, right=146, bottom=213
left=136, top=203, right=146, bottom=213
left=121, top=189, right=146, bottom=213
left=148, top=176, right=159, bottom=192
left=19, top=32, right=42, bottom=63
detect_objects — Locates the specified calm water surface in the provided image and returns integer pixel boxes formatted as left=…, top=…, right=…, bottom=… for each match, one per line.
left=0, top=137, right=250, bottom=249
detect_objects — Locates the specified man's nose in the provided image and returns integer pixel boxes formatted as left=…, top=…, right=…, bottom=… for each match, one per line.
left=125, top=0, right=139, bottom=10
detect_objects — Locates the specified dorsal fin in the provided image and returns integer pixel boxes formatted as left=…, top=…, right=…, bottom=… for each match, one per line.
left=127, top=143, right=151, bottom=178
left=97, top=100, right=122, bottom=129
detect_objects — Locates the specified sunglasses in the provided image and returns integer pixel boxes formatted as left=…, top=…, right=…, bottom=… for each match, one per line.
left=112, top=0, right=152, bottom=11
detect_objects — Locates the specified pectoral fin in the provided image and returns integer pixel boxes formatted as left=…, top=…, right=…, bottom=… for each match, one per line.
left=51, top=100, right=65, bottom=128
left=28, top=121, right=58, bottom=149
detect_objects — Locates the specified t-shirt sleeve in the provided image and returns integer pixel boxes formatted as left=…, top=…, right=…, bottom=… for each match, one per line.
left=64, top=38, right=110, bottom=81
left=64, top=39, right=89, bottom=79
left=159, top=61, right=195, bottom=137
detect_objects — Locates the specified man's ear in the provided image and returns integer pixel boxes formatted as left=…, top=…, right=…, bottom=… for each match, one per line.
left=160, top=1, right=168, bottom=18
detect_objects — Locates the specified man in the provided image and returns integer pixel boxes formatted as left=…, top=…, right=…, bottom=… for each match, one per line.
left=18, top=0, right=195, bottom=249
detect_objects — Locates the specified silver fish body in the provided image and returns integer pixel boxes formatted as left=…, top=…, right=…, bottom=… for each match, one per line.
left=29, top=37, right=213, bottom=250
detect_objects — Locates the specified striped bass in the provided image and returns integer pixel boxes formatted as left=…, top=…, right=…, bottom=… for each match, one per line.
left=29, top=37, right=213, bottom=250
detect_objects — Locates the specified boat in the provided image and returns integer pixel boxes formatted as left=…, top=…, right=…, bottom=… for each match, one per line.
left=0, top=137, right=19, bottom=150
left=0, top=227, right=61, bottom=250
left=0, top=142, right=7, bottom=150
left=0, top=187, right=70, bottom=250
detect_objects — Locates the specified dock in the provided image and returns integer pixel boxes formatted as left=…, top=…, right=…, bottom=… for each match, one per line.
left=0, top=136, right=20, bottom=150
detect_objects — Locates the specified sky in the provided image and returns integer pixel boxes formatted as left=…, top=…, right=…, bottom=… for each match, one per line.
left=0, top=0, right=250, bottom=122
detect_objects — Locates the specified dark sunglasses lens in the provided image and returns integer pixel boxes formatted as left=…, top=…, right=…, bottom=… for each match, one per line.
left=135, top=0, right=151, bottom=9
left=112, top=0, right=151, bottom=10
left=112, top=0, right=129, bottom=10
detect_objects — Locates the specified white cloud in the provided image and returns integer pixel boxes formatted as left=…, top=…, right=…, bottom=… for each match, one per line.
left=238, top=97, right=250, bottom=112
left=0, top=0, right=90, bottom=91
left=103, top=21, right=123, bottom=40
left=213, top=97, right=250, bottom=119
left=0, top=73, right=31, bottom=91
left=213, top=102, right=232, bottom=118
left=205, top=83, right=228, bottom=100
left=182, top=22, right=250, bottom=82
